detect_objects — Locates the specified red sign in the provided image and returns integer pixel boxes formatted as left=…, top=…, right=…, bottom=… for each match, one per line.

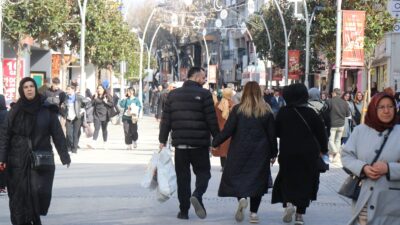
left=3, top=58, right=24, bottom=104
left=272, top=67, right=283, bottom=81
left=288, top=50, right=301, bottom=80
left=208, top=65, right=217, bottom=83
left=342, top=10, right=365, bottom=67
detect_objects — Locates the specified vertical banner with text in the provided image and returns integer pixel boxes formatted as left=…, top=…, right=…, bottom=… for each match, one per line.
left=3, top=58, right=24, bottom=105
left=208, top=65, right=217, bottom=83
left=288, top=50, right=301, bottom=80
left=342, top=10, right=366, bottom=67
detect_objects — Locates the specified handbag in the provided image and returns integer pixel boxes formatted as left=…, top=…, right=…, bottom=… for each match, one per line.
left=28, top=139, right=55, bottom=170
left=108, top=105, right=119, bottom=118
left=293, top=108, right=329, bottom=173
left=338, top=128, right=392, bottom=201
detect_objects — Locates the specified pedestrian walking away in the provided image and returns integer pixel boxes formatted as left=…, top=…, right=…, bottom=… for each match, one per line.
left=91, top=84, right=113, bottom=149
left=341, top=92, right=400, bottom=225
left=159, top=67, right=219, bottom=220
left=212, top=87, right=234, bottom=172
left=0, top=94, right=8, bottom=195
left=326, top=88, right=349, bottom=163
left=212, top=81, right=278, bottom=224
left=272, top=83, right=328, bottom=225
left=120, top=87, right=142, bottom=150
left=0, top=77, right=71, bottom=225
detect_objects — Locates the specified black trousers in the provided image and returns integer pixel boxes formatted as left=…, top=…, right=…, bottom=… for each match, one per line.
left=0, top=169, right=6, bottom=189
left=66, top=118, right=81, bottom=153
left=237, top=196, right=262, bottom=213
left=93, top=118, right=108, bottom=142
left=283, top=203, right=307, bottom=214
left=123, top=120, right=138, bottom=144
left=175, top=147, right=211, bottom=213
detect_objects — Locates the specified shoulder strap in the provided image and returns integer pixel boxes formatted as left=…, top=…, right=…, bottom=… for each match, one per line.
left=293, top=107, right=320, bottom=150
left=371, top=128, right=393, bottom=164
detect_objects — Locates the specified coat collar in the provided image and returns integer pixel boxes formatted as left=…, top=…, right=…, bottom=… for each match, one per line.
left=183, top=80, right=202, bottom=88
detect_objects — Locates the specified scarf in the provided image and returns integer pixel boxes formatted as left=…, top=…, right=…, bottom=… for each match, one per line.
left=365, top=93, right=397, bottom=132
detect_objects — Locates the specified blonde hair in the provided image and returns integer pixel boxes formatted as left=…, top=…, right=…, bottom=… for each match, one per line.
left=238, top=81, right=270, bottom=118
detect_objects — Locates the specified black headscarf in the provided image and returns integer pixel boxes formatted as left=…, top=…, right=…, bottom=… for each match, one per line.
left=282, top=83, right=309, bottom=107
left=16, top=77, right=42, bottom=115
left=0, top=94, right=6, bottom=110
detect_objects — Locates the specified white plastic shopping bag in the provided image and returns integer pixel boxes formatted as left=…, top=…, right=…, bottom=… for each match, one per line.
left=141, top=151, right=159, bottom=190
left=156, top=146, right=177, bottom=201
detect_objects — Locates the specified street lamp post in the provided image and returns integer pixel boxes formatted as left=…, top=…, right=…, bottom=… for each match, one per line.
left=138, top=8, right=157, bottom=111
left=303, top=1, right=323, bottom=88
left=272, top=0, right=288, bottom=86
left=78, top=0, right=88, bottom=95
left=257, top=15, right=273, bottom=89
left=333, top=0, right=342, bottom=89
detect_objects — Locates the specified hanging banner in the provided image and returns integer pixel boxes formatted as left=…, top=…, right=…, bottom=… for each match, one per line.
left=208, top=65, right=217, bottom=83
left=288, top=50, right=301, bottom=80
left=272, top=67, right=283, bottom=81
left=3, top=58, right=24, bottom=105
left=342, top=10, right=366, bottom=67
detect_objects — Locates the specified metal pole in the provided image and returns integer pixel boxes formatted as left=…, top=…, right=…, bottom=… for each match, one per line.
left=258, top=15, right=273, bottom=89
left=78, top=0, right=88, bottom=95
left=272, top=0, right=288, bottom=86
left=139, top=8, right=156, bottom=110
left=203, top=35, right=210, bottom=81
left=333, top=0, right=342, bottom=89
left=148, top=24, right=161, bottom=72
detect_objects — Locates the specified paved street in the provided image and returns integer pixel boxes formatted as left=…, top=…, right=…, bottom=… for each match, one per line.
left=1, top=115, right=353, bottom=225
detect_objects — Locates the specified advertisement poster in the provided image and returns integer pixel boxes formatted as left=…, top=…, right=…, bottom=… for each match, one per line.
left=208, top=65, right=217, bottom=83
left=272, top=67, right=283, bottom=81
left=288, top=50, right=301, bottom=80
left=3, top=58, right=24, bottom=105
left=342, top=10, right=366, bottom=67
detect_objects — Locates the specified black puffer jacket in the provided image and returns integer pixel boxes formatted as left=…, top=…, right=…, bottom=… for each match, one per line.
left=159, top=80, right=219, bottom=147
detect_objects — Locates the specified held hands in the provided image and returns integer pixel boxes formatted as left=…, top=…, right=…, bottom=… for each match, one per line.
left=270, top=158, right=276, bottom=165
left=363, top=161, right=388, bottom=180
left=159, top=143, right=165, bottom=150
left=0, top=162, right=6, bottom=171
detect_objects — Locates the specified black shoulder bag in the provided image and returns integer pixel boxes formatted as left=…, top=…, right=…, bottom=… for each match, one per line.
left=28, top=113, right=55, bottom=170
left=338, top=128, right=392, bottom=201
left=294, top=107, right=329, bottom=173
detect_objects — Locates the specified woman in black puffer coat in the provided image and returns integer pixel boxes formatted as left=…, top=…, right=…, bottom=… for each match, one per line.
left=0, top=78, right=71, bottom=225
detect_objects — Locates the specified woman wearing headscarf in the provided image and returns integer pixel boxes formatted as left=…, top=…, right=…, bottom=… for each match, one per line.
left=212, top=82, right=278, bottom=223
left=0, top=94, right=8, bottom=194
left=212, top=87, right=234, bottom=171
left=0, top=78, right=71, bottom=225
left=91, top=84, right=113, bottom=149
left=272, top=83, right=328, bottom=225
left=341, top=92, right=400, bottom=225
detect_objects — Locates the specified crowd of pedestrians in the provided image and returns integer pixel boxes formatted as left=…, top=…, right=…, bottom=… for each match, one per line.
left=0, top=65, right=400, bottom=224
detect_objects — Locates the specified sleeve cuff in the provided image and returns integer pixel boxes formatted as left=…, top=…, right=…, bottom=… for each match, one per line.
left=386, top=162, right=391, bottom=181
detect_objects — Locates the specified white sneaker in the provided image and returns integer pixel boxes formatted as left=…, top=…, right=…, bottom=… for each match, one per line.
left=133, top=141, right=137, bottom=149
left=126, top=144, right=132, bottom=150
left=249, top=213, right=259, bottom=223
left=283, top=204, right=295, bottom=223
left=235, top=198, right=248, bottom=222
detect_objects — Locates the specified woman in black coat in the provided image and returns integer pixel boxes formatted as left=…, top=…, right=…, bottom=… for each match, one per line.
left=272, top=83, right=328, bottom=225
left=0, top=77, right=71, bottom=225
left=0, top=94, right=8, bottom=194
left=91, top=84, right=113, bottom=148
left=212, top=81, right=278, bottom=223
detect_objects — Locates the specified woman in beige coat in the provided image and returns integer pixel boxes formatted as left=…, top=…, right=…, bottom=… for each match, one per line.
left=341, top=92, right=400, bottom=225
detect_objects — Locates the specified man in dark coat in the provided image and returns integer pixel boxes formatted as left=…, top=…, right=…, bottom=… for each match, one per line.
left=0, top=77, right=71, bottom=225
left=155, top=83, right=169, bottom=121
left=272, top=83, right=328, bottom=224
left=159, top=67, right=219, bottom=220
left=0, top=94, right=8, bottom=194
left=269, top=88, right=286, bottom=116
left=43, top=77, right=66, bottom=108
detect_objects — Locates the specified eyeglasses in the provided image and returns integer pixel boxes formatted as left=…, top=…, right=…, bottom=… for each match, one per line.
left=377, top=105, right=395, bottom=111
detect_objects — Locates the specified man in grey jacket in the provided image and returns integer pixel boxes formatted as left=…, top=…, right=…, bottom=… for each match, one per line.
left=326, top=88, right=349, bottom=163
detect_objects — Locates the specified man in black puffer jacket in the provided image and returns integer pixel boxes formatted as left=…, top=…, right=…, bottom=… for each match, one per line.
left=159, top=67, right=219, bottom=220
